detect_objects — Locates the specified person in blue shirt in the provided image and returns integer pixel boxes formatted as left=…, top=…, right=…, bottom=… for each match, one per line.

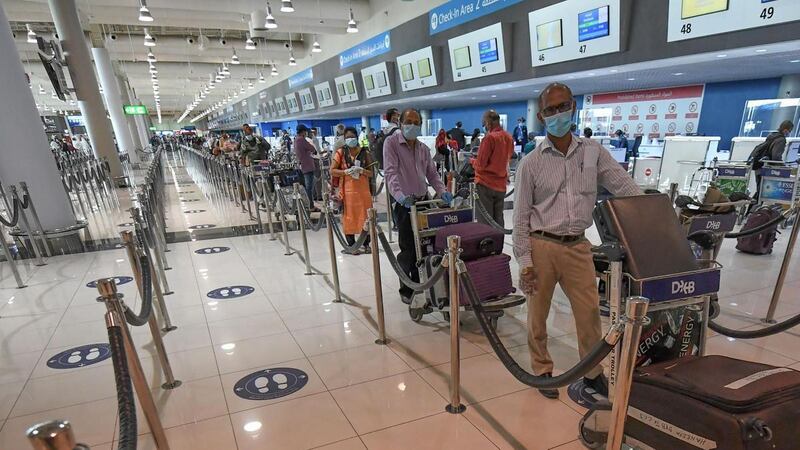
left=513, top=117, right=528, bottom=146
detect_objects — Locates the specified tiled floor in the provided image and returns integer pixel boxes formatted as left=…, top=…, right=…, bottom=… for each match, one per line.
left=1, top=154, right=799, bottom=449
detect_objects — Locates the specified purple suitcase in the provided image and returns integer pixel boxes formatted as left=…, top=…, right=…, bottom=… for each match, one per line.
left=434, top=222, right=504, bottom=261
left=454, top=254, right=515, bottom=306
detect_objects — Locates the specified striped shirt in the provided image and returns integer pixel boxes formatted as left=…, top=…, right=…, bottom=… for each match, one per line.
left=512, top=136, right=641, bottom=268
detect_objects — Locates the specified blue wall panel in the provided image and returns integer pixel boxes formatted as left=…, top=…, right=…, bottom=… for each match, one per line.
left=698, top=78, right=781, bottom=150
left=431, top=101, right=528, bottom=134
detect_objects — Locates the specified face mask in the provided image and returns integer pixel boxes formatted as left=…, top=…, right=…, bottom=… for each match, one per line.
left=402, top=124, right=421, bottom=141
left=345, top=138, right=358, bottom=148
left=543, top=109, right=574, bottom=138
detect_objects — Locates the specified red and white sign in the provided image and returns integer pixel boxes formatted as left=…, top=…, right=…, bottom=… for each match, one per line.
left=645, top=168, right=652, bottom=176
left=581, top=85, right=705, bottom=139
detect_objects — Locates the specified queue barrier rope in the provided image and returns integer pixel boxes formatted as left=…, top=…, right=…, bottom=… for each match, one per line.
left=0, top=197, right=22, bottom=227
left=459, top=267, right=619, bottom=388
left=708, top=313, right=800, bottom=339
left=376, top=229, right=448, bottom=292
left=106, top=323, right=138, bottom=450
left=122, top=255, right=154, bottom=327
left=328, top=213, right=371, bottom=253
left=473, top=193, right=513, bottom=235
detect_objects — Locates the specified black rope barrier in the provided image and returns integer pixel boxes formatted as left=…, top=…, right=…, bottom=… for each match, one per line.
left=474, top=196, right=513, bottom=234
left=709, top=313, right=800, bottom=339
left=328, top=212, right=370, bottom=253
left=107, top=325, right=137, bottom=450
left=460, top=270, right=617, bottom=388
left=123, top=255, right=154, bottom=327
left=376, top=230, right=448, bottom=292
left=505, top=188, right=515, bottom=198
left=19, top=193, right=30, bottom=210
left=0, top=198, right=21, bottom=227
left=299, top=202, right=326, bottom=232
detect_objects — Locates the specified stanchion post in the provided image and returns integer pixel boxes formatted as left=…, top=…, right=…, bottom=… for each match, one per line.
left=9, top=186, right=46, bottom=266
left=469, top=182, right=477, bottom=219
left=262, top=174, right=277, bottom=241
left=325, top=193, right=343, bottom=303
left=276, top=183, right=294, bottom=256
left=250, top=171, right=263, bottom=233
left=606, top=296, right=649, bottom=450
left=96, top=279, right=171, bottom=450
left=385, top=182, right=394, bottom=243
left=446, top=235, right=466, bottom=414
left=120, top=231, right=181, bottom=389
left=669, top=182, right=679, bottom=203
left=26, top=420, right=84, bottom=450
left=764, top=207, right=799, bottom=323
left=368, top=208, right=389, bottom=344
left=19, top=183, right=52, bottom=257
left=294, top=183, right=314, bottom=275
left=0, top=221, right=26, bottom=288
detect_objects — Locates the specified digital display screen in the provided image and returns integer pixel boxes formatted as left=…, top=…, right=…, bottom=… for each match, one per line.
left=345, top=80, right=356, bottom=95
left=317, top=90, right=324, bottom=100
left=681, top=0, right=729, bottom=19
left=376, top=72, right=387, bottom=88
left=337, top=83, right=346, bottom=96
left=364, top=74, right=375, bottom=90
left=400, top=63, right=414, bottom=82
left=578, top=5, right=610, bottom=42
left=786, top=141, right=800, bottom=163
left=417, top=58, right=432, bottom=78
left=324, top=88, right=331, bottom=100
left=536, top=19, right=563, bottom=51
left=300, top=95, right=306, bottom=106
left=306, top=94, right=313, bottom=105
left=453, top=46, right=472, bottom=70
left=478, top=38, right=499, bottom=64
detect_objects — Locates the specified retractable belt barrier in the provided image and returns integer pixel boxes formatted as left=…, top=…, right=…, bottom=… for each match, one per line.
left=0, top=179, right=54, bottom=287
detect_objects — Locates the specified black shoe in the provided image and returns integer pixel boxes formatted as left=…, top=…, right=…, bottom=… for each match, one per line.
left=584, top=374, right=609, bottom=397
left=538, top=373, right=559, bottom=399
left=362, top=246, right=372, bottom=254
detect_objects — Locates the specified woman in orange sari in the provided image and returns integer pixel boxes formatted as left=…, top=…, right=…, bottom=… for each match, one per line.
left=330, top=127, right=374, bottom=255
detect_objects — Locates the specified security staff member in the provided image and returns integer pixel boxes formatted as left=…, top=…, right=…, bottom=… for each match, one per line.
left=513, top=83, right=641, bottom=399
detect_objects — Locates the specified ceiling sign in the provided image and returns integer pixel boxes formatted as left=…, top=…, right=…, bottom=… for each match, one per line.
left=339, top=32, right=391, bottom=69
left=288, top=68, right=314, bottom=89
left=429, top=0, right=524, bottom=35
left=667, top=0, right=800, bottom=42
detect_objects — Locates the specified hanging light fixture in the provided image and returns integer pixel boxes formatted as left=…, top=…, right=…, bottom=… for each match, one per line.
left=240, top=85, right=245, bottom=93
left=26, top=24, right=37, bottom=44
left=146, top=50, right=157, bottom=63
left=289, top=53, right=297, bottom=66
left=245, top=34, right=256, bottom=50
left=248, top=80, right=254, bottom=89
left=312, top=35, right=322, bottom=53
left=143, top=28, right=156, bottom=47
left=138, top=0, right=154, bottom=22
left=38, top=84, right=45, bottom=95
left=258, top=71, right=266, bottom=83
left=280, top=0, right=295, bottom=12
left=149, top=64, right=158, bottom=74
left=265, top=2, right=278, bottom=29
left=271, top=64, right=278, bottom=76
left=222, top=62, right=231, bottom=76
left=231, top=48, right=240, bottom=64
left=347, top=8, right=358, bottom=34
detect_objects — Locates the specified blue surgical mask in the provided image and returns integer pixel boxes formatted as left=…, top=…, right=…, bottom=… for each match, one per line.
left=543, top=109, right=574, bottom=138
left=402, top=124, right=421, bottom=140
left=345, top=138, right=358, bottom=148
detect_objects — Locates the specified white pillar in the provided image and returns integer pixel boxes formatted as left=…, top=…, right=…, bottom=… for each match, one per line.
left=92, top=47, right=139, bottom=164
left=0, top=2, right=76, bottom=230
left=132, top=99, right=151, bottom=146
left=420, top=109, right=431, bottom=136
left=117, top=75, right=143, bottom=151
left=48, top=0, right=123, bottom=179
left=527, top=98, right=542, bottom=134
left=360, top=116, right=369, bottom=131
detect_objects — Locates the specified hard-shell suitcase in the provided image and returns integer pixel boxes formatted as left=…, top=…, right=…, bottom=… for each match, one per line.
left=434, top=222, right=503, bottom=261
left=625, top=355, right=800, bottom=450
left=421, top=255, right=447, bottom=309
left=455, top=254, right=515, bottom=306
left=736, top=207, right=781, bottom=255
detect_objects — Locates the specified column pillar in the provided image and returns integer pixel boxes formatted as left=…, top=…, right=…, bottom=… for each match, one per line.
left=48, top=0, right=123, bottom=180
left=527, top=98, right=542, bottom=134
left=92, top=46, right=139, bottom=164
left=132, top=98, right=151, bottom=146
left=360, top=116, right=369, bottom=131
left=117, top=75, right=143, bottom=151
left=0, top=2, right=76, bottom=230
left=420, top=109, right=431, bottom=136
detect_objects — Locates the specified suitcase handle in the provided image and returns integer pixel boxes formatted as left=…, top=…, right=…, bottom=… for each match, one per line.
left=743, top=418, right=773, bottom=442
left=478, top=238, right=495, bottom=255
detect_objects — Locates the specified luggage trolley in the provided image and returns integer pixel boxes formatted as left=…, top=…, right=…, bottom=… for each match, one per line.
left=714, top=163, right=751, bottom=224
left=408, top=199, right=524, bottom=327
left=581, top=194, right=723, bottom=448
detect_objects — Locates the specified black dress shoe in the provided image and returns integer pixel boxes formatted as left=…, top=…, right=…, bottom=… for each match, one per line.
left=584, top=374, right=609, bottom=397
left=538, top=373, right=559, bottom=399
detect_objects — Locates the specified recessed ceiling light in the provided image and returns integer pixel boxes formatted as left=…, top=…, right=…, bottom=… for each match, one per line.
left=673, top=72, right=684, bottom=76
left=609, top=69, right=618, bottom=73
left=791, top=60, right=800, bottom=63
left=588, top=72, right=596, bottom=76
left=627, top=77, right=636, bottom=81
left=716, top=54, right=727, bottom=58
left=755, top=49, right=767, bottom=53
left=491, top=94, right=497, bottom=98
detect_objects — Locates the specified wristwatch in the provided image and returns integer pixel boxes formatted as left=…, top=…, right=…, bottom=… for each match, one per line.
left=521, top=267, right=534, bottom=275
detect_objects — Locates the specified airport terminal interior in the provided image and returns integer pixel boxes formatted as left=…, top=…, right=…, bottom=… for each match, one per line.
left=2, top=0, right=800, bottom=449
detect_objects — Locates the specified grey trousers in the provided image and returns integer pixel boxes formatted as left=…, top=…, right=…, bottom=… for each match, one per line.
left=477, top=183, right=506, bottom=227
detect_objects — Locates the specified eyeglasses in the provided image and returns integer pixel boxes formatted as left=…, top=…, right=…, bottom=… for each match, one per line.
left=541, top=101, right=573, bottom=118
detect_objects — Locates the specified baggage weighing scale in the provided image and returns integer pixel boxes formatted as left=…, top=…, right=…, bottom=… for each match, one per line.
left=758, top=164, right=798, bottom=209
left=408, top=199, right=524, bottom=326
left=581, top=194, right=723, bottom=448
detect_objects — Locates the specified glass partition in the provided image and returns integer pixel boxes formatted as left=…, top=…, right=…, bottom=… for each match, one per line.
left=739, top=98, right=800, bottom=138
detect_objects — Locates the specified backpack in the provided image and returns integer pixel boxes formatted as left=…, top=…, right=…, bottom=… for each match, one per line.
left=374, top=127, right=399, bottom=169
left=747, top=134, right=779, bottom=169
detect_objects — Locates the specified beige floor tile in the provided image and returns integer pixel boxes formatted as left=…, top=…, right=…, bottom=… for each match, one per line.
left=0, top=351, right=40, bottom=384
left=309, top=343, right=413, bottom=390
left=388, top=331, right=485, bottom=370
left=464, top=389, right=582, bottom=450
left=417, top=354, right=530, bottom=405
left=278, top=302, right=357, bottom=331
left=313, top=437, right=367, bottom=449
left=11, top=365, right=117, bottom=417
left=220, top=358, right=328, bottom=413
left=706, top=335, right=798, bottom=366
left=330, top=372, right=445, bottom=434
left=131, top=376, right=229, bottom=434
left=207, top=311, right=288, bottom=344
left=0, top=381, right=25, bottom=419
left=231, top=392, right=356, bottom=450
left=291, top=320, right=378, bottom=356
left=213, top=332, right=305, bottom=374
left=360, top=412, right=498, bottom=450
left=549, top=440, right=586, bottom=449
left=120, top=415, right=237, bottom=450
left=0, top=397, right=117, bottom=449
left=202, top=295, right=275, bottom=322
left=358, top=309, right=447, bottom=340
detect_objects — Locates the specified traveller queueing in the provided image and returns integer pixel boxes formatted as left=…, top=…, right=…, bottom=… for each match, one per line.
left=238, top=123, right=271, bottom=165
left=384, top=108, right=453, bottom=304
left=294, top=124, right=320, bottom=212
left=448, top=121, right=466, bottom=150
left=474, top=110, right=514, bottom=227
left=750, top=120, right=795, bottom=207
left=513, top=82, right=641, bottom=399
left=330, top=126, right=374, bottom=255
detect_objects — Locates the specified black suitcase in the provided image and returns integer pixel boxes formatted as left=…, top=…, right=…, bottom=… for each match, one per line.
left=625, top=355, right=800, bottom=450
left=736, top=207, right=781, bottom=255
left=433, top=222, right=504, bottom=261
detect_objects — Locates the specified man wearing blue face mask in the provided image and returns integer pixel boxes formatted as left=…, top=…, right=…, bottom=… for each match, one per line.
left=384, top=108, right=452, bottom=304
left=512, top=83, right=640, bottom=400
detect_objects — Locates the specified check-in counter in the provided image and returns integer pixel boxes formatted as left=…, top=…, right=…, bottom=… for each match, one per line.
left=730, top=137, right=765, bottom=162
left=657, top=136, right=720, bottom=192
